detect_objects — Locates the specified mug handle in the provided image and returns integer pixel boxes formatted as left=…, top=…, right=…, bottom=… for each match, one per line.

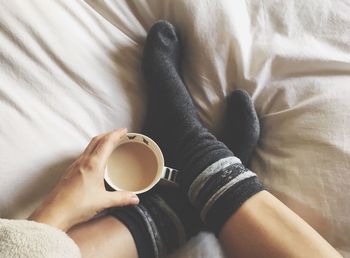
left=160, top=167, right=180, bottom=185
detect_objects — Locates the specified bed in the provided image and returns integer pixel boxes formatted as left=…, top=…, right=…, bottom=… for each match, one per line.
left=0, top=0, right=349, bottom=257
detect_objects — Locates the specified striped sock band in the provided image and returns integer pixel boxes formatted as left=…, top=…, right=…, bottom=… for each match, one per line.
left=188, top=156, right=264, bottom=233
left=109, top=194, right=186, bottom=258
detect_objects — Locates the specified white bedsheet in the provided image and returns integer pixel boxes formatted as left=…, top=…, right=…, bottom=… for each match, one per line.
left=0, top=0, right=349, bottom=256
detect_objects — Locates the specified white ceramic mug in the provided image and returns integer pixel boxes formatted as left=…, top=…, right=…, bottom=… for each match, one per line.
left=104, top=133, right=179, bottom=194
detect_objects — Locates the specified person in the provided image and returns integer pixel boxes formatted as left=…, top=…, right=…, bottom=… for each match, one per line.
left=0, top=21, right=342, bottom=258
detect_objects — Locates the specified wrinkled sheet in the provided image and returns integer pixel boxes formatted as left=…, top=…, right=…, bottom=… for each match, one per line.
left=0, top=0, right=349, bottom=256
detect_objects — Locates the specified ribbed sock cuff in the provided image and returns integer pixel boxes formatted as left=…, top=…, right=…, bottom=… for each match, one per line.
left=188, top=156, right=264, bottom=234
left=108, top=206, right=156, bottom=258
left=108, top=194, right=186, bottom=258
left=206, top=176, right=263, bottom=233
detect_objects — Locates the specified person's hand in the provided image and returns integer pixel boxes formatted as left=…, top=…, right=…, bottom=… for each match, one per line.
left=29, top=128, right=139, bottom=231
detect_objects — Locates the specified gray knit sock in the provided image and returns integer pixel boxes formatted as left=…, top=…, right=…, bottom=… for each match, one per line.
left=220, top=89, right=260, bottom=166
left=108, top=188, right=200, bottom=258
left=142, top=20, right=264, bottom=234
left=142, top=20, right=233, bottom=188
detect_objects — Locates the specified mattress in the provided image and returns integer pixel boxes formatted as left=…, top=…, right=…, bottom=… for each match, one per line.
left=0, top=0, right=349, bottom=256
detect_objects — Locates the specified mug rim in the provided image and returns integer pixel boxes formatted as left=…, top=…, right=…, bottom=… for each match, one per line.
left=104, top=132, right=165, bottom=194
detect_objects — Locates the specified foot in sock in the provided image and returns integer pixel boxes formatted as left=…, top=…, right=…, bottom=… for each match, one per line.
left=142, top=20, right=264, bottom=234
left=142, top=19, right=202, bottom=168
left=220, top=89, right=260, bottom=167
left=142, top=20, right=233, bottom=190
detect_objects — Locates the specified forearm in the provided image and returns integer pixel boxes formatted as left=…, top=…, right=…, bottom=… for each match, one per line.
left=219, top=191, right=342, bottom=258
left=28, top=199, right=72, bottom=232
left=68, top=215, right=138, bottom=258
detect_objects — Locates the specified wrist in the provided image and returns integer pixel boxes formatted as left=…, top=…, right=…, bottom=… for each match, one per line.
left=29, top=203, right=72, bottom=231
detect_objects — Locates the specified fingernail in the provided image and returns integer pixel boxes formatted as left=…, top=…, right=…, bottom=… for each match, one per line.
left=130, top=193, right=139, bottom=199
left=130, top=195, right=139, bottom=204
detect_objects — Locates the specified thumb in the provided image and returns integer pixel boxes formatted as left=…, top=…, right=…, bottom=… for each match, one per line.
left=105, top=191, right=139, bottom=208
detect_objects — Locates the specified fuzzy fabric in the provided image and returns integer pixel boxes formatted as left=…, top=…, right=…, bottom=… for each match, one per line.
left=0, top=219, right=81, bottom=258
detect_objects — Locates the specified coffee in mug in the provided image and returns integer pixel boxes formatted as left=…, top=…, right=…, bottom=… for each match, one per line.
left=104, top=133, right=178, bottom=194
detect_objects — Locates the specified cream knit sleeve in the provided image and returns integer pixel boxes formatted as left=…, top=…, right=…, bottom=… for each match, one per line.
left=0, top=218, right=81, bottom=258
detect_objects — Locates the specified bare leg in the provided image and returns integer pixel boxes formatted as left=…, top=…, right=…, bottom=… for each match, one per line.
left=68, top=216, right=138, bottom=258
left=219, top=191, right=342, bottom=258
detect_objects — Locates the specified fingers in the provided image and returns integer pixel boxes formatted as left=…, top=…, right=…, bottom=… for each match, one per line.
left=83, top=128, right=127, bottom=154
left=91, top=128, right=128, bottom=163
left=82, top=128, right=127, bottom=165
left=105, top=191, right=139, bottom=208
left=82, top=134, right=106, bottom=156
